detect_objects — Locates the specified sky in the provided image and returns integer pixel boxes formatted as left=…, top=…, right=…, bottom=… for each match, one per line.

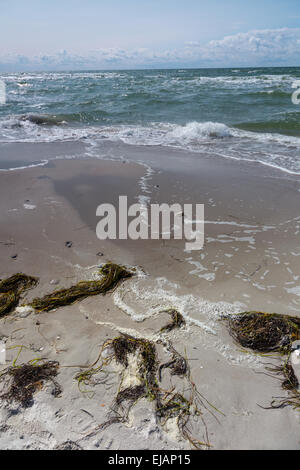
left=1, top=0, right=300, bottom=70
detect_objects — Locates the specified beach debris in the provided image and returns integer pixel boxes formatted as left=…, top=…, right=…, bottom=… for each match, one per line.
left=280, top=362, right=299, bottom=391
left=11, top=254, right=18, bottom=260
left=159, top=345, right=187, bottom=381
left=15, top=305, right=35, bottom=318
left=260, top=358, right=300, bottom=410
left=227, top=311, right=300, bottom=411
left=160, top=309, right=185, bottom=333
left=55, top=441, right=82, bottom=450
left=65, top=241, right=73, bottom=248
left=111, top=334, right=157, bottom=396
left=0, top=241, right=15, bottom=246
left=0, top=360, right=61, bottom=408
left=156, top=392, right=190, bottom=420
left=0, top=273, right=38, bottom=295
left=0, top=292, right=18, bottom=317
left=96, top=252, right=104, bottom=257
left=30, top=262, right=133, bottom=312
left=81, top=334, right=218, bottom=449
left=0, top=273, right=38, bottom=318
left=227, top=311, right=300, bottom=353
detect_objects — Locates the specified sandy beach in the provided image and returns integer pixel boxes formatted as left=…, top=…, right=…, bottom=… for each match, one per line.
left=0, top=141, right=300, bottom=450
left=2, top=0, right=300, bottom=453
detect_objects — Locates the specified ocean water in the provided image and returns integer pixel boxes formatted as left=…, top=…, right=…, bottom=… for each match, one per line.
left=1, top=67, right=300, bottom=173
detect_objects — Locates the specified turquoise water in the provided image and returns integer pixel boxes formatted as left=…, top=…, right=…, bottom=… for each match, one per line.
left=1, top=67, right=300, bottom=173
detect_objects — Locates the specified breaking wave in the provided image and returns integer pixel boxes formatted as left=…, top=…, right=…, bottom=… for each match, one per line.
left=1, top=116, right=300, bottom=174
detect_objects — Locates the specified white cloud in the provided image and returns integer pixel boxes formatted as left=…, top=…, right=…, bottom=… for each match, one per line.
left=203, top=28, right=300, bottom=64
left=1, top=28, right=300, bottom=70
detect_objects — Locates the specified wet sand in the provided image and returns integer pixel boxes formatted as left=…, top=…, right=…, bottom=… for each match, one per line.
left=0, top=145, right=300, bottom=449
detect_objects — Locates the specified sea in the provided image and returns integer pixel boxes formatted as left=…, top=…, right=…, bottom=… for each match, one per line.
left=0, top=67, right=300, bottom=174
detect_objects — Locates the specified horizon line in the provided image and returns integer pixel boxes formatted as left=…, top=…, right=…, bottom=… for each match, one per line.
left=1, top=64, right=300, bottom=74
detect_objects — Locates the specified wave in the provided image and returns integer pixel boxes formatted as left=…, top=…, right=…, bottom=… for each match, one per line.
left=173, top=74, right=296, bottom=89
left=98, top=122, right=300, bottom=174
left=20, top=114, right=67, bottom=126
left=20, top=111, right=110, bottom=125
left=166, top=121, right=232, bottom=140
left=105, top=121, right=234, bottom=146
left=1, top=115, right=300, bottom=146
left=0, top=115, right=92, bottom=142
left=1, top=116, right=300, bottom=174
left=0, top=160, right=49, bottom=171
left=0, top=117, right=234, bottom=142
left=95, top=121, right=300, bottom=148
left=1, top=71, right=126, bottom=83
left=235, top=113, right=300, bottom=137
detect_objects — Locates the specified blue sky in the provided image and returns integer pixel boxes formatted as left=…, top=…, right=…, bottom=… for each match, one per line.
left=1, top=0, right=300, bottom=70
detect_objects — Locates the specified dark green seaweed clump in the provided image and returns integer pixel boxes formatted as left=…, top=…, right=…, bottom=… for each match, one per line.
left=158, top=347, right=187, bottom=381
left=279, top=362, right=299, bottom=391
left=0, top=273, right=38, bottom=318
left=30, top=263, right=133, bottom=312
left=0, top=360, right=60, bottom=407
left=111, top=334, right=157, bottom=395
left=160, top=309, right=185, bottom=333
left=0, top=273, right=38, bottom=294
left=55, top=441, right=83, bottom=450
left=94, top=334, right=212, bottom=449
left=263, top=359, right=300, bottom=410
left=115, top=384, right=146, bottom=407
left=91, top=335, right=158, bottom=429
left=228, top=311, right=300, bottom=411
left=0, top=292, right=19, bottom=317
left=228, top=311, right=300, bottom=353
left=156, top=392, right=190, bottom=420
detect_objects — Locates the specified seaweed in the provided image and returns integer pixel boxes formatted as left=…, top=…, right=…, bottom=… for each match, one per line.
left=115, top=384, right=146, bottom=405
left=55, top=441, right=82, bottom=450
left=0, top=273, right=38, bottom=318
left=114, top=384, right=146, bottom=420
left=73, top=340, right=116, bottom=396
left=155, top=347, right=217, bottom=449
left=30, top=263, right=133, bottom=312
left=261, top=358, right=300, bottom=410
left=0, top=292, right=19, bottom=318
left=0, top=360, right=60, bottom=407
left=160, top=309, right=185, bottom=333
left=111, top=334, right=157, bottom=398
left=75, top=366, right=106, bottom=397
left=90, top=335, right=157, bottom=429
left=280, top=362, right=299, bottom=391
left=227, top=311, right=300, bottom=411
left=159, top=345, right=187, bottom=381
left=227, top=311, right=300, bottom=353
left=111, top=335, right=139, bottom=367
left=83, top=334, right=218, bottom=449
left=0, top=273, right=38, bottom=294
left=156, top=392, right=190, bottom=420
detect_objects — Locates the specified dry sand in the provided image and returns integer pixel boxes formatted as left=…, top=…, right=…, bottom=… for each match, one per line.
left=0, top=147, right=300, bottom=449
